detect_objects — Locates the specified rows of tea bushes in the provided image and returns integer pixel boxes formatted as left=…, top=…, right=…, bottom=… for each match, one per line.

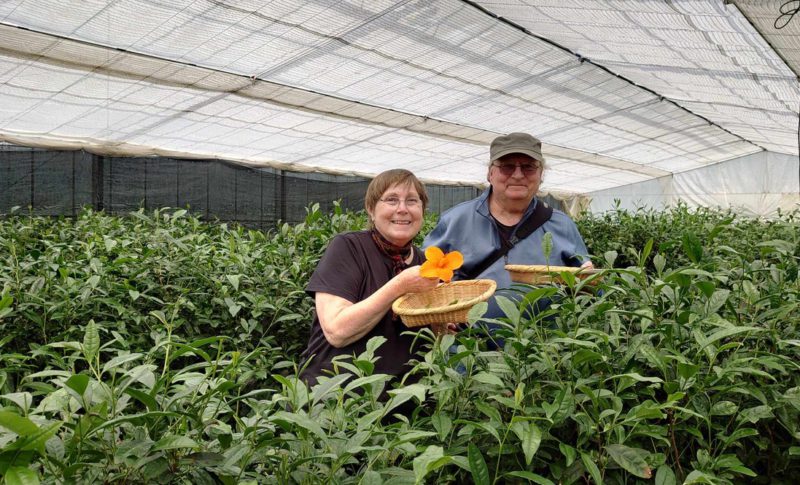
left=0, top=204, right=368, bottom=358
left=577, top=203, right=799, bottom=269
left=0, top=205, right=798, bottom=484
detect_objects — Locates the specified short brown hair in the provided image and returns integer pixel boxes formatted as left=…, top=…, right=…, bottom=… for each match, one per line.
left=365, top=169, right=428, bottom=218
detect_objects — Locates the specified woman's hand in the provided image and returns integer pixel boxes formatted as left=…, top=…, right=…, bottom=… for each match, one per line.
left=393, top=265, right=440, bottom=294
left=580, top=260, right=595, bottom=270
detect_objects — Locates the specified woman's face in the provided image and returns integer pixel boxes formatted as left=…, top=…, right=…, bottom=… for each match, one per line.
left=368, top=182, right=424, bottom=246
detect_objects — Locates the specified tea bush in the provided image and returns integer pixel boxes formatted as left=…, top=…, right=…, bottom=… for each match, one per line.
left=0, top=204, right=367, bottom=357
left=577, top=203, right=799, bottom=270
left=1, top=205, right=798, bottom=484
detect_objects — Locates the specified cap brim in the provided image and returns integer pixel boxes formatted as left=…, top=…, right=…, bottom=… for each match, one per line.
left=491, top=148, right=544, bottom=163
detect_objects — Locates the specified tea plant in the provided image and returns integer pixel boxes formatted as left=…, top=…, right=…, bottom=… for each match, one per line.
left=1, top=204, right=798, bottom=483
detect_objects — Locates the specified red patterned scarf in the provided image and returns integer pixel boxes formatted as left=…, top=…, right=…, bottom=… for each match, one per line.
left=370, top=228, right=413, bottom=276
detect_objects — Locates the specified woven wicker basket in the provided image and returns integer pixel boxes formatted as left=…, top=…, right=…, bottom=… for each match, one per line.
left=392, top=279, right=497, bottom=327
left=505, top=264, right=602, bottom=286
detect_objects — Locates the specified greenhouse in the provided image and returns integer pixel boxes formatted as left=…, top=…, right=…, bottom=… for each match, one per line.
left=1, top=1, right=799, bottom=483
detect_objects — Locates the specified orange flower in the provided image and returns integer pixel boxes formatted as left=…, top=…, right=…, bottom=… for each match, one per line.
left=420, top=247, right=464, bottom=282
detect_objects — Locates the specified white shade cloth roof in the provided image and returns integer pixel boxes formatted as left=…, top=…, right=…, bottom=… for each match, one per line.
left=0, top=0, right=798, bottom=202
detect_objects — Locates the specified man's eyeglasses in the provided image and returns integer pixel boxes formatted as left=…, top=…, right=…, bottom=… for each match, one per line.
left=492, top=161, right=540, bottom=176
left=379, top=197, right=421, bottom=208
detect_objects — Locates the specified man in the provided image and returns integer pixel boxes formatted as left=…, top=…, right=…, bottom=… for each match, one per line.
left=423, top=132, right=592, bottom=333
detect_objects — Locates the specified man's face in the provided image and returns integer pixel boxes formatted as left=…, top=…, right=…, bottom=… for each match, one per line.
left=487, top=153, right=543, bottom=203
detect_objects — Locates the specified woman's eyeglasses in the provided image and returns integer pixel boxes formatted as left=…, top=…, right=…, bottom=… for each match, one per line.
left=492, top=161, right=540, bottom=176
left=379, top=197, right=421, bottom=208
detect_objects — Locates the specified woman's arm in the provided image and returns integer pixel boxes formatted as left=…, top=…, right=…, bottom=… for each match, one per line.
left=316, top=265, right=438, bottom=348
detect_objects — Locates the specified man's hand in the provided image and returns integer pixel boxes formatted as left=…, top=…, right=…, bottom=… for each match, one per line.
left=431, top=322, right=460, bottom=336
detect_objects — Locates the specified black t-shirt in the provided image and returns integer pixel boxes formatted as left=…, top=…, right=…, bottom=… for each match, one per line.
left=300, top=231, right=425, bottom=385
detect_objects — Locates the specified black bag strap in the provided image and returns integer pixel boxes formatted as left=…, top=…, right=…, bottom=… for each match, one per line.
left=460, top=201, right=553, bottom=280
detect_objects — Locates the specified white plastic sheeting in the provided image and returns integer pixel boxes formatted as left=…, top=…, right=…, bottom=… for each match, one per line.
left=0, top=0, right=798, bottom=214
left=589, top=151, right=799, bottom=217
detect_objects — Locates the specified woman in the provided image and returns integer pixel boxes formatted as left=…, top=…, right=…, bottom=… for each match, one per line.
left=300, top=169, right=439, bottom=386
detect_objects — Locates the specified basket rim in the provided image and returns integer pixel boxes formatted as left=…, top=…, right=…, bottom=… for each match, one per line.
left=505, top=264, right=600, bottom=275
left=392, top=279, right=497, bottom=317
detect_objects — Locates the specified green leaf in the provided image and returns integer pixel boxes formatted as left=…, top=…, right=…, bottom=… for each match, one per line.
left=706, top=289, right=730, bottom=314
left=431, top=413, right=452, bottom=441
left=342, top=374, right=390, bottom=395
left=387, top=383, right=427, bottom=404
left=412, top=445, right=450, bottom=484
left=559, top=442, right=576, bottom=466
left=353, top=359, right=375, bottom=375
left=605, top=372, right=663, bottom=384
left=365, top=335, right=388, bottom=356
left=0, top=291, right=14, bottom=312
left=152, top=435, right=199, bottom=451
left=4, top=466, right=40, bottom=485
left=681, top=232, right=703, bottom=263
left=83, top=319, right=100, bottom=363
left=167, top=342, right=213, bottom=364
left=683, top=470, right=716, bottom=484
left=468, top=443, right=490, bottom=485
left=86, top=274, right=101, bottom=289
left=550, top=337, right=598, bottom=349
left=580, top=452, right=603, bottom=485
left=605, top=444, right=652, bottom=479
left=0, top=393, right=32, bottom=413
left=390, top=431, right=437, bottom=447
left=737, top=405, right=773, bottom=424
left=124, top=388, right=158, bottom=412
left=101, top=353, right=144, bottom=374
left=655, top=465, right=676, bottom=485
left=511, top=421, right=542, bottom=465
left=270, top=411, right=326, bottom=440
left=653, top=253, right=666, bottom=274
left=542, top=387, right=573, bottom=424
left=700, top=326, right=764, bottom=351
left=0, top=412, right=38, bottom=436
left=467, top=302, right=488, bottom=324
left=677, top=362, right=699, bottom=380
left=64, top=374, right=90, bottom=396
left=723, top=427, right=758, bottom=446
left=696, top=281, right=715, bottom=298
left=784, top=386, right=800, bottom=411
left=477, top=403, right=503, bottom=427
left=503, top=471, right=555, bottom=485
left=225, top=274, right=241, bottom=291
left=310, top=374, right=351, bottom=405
left=0, top=451, right=35, bottom=475
left=495, top=296, right=520, bottom=325
left=710, top=401, right=738, bottom=416
left=103, top=236, right=118, bottom=252
left=471, top=372, right=504, bottom=388
left=640, top=238, right=654, bottom=266
left=360, top=470, right=383, bottom=485
left=11, top=422, right=62, bottom=453
left=226, top=302, right=242, bottom=318
left=83, top=411, right=182, bottom=439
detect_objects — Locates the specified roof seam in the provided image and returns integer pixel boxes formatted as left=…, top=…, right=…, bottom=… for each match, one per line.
left=459, top=0, right=768, bottom=153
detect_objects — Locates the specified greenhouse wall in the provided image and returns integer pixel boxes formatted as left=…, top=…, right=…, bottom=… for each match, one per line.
left=587, top=151, right=800, bottom=217
left=0, top=145, right=482, bottom=228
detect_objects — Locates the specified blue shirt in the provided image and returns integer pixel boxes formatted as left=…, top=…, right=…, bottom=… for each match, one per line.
left=423, top=188, right=589, bottom=321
